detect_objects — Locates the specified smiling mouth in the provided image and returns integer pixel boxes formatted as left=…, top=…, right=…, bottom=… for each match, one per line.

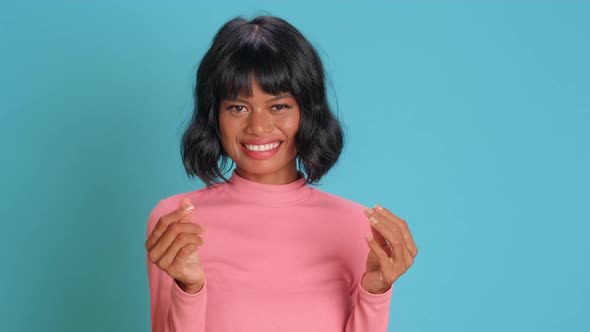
left=240, top=141, right=283, bottom=151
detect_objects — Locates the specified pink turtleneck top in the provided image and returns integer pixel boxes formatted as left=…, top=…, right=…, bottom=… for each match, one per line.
left=145, top=170, right=393, bottom=331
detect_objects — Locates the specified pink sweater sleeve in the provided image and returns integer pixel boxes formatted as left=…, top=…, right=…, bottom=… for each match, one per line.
left=146, top=200, right=208, bottom=332
left=344, top=219, right=394, bottom=331
left=344, top=276, right=393, bottom=331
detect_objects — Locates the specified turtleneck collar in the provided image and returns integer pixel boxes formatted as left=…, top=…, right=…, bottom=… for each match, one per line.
left=224, top=169, right=313, bottom=207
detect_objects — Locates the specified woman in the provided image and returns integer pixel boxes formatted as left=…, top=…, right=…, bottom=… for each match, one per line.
left=145, top=15, right=418, bottom=332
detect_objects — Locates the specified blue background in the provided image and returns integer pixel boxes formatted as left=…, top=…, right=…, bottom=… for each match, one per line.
left=1, top=1, right=588, bottom=331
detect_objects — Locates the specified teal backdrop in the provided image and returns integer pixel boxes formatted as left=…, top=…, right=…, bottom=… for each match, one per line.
left=1, top=1, right=588, bottom=331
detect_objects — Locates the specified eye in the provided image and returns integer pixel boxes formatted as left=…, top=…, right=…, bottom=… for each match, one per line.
left=272, top=104, right=292, bottom=111
left=226, top=105, right=246, bottom=112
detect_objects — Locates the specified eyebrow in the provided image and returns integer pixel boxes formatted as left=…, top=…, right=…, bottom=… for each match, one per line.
left=223, top=94, right=293, bottom=103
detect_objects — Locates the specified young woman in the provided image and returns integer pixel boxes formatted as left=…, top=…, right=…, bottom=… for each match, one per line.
left=145, top=15, right=418, bottom=332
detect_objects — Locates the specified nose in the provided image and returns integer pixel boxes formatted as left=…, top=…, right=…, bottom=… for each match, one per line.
left=245, top=109, right=273, bottom=136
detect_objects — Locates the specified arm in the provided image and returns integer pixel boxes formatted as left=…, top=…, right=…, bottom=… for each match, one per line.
left=344, top=276, right=393, bottom=332
left=146, top=200, right=208, bottom=332
left=344, top=218, right=394, bottom=331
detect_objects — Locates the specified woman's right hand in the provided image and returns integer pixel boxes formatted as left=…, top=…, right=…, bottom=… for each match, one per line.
left=145, top=197, right=207, bottom=294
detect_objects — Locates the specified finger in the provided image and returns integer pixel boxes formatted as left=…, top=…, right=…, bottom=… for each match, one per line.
left=146, top=198, right=194, bottom=251
left=170, top=243, right=200, bottom=276
left=368, top=221, right=393, bottom=256
left=380, top=241, right=393, bottom=257
left=366, top=210, right=403, bottom=261
left=155, top=233, right=204, bottom=271
left=148, top=222, right=205, bottom=263
left=373, top=211, right=413, bottom=266
left=374, top=205, right=418, bottom=258
left=389, top=230, right=408, bottom=274
left=366, top=210, right=406, bottom=259
left=365, top=208, right=390, bottom=244
left=375, top=206, right=417, bottom=257
left=367, top=221, right=392, bottom=259
left=385, top=221, right=406, bottom=266
left=392, top=231, right=413, bottom=270
left=402, top=245, right=414, bottom=269
left=366, top=234, right=397, bottom=282
left=177, top=198, right=196, bottom=223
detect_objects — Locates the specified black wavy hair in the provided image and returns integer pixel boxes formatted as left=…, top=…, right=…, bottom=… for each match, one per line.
left=180, top=14, right=345, bottom=187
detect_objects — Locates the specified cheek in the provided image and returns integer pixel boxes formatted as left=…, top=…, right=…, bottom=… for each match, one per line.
left=282, top=111, right=300, bottom=137
left=218, top=116, right=239, bottom=151
left=219, top=113, right=237, bottom=133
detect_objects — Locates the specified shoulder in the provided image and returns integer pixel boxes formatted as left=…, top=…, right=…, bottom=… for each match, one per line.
left=160, top=182, right=227, bottom=210
left=145, top=184, right=227, bottom=234
left=309, top=187, right=371, bottom=237
left=310, top=187, right=368, bottom=214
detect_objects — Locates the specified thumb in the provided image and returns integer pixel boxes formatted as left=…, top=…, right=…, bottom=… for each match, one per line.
left=178, top=197, right=194, bottom=223
left=365, top=207, right=386, bottom=244
left=179, top=197, right=194, bottom=210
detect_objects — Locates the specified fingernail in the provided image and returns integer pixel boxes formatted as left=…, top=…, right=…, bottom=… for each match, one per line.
left=184, top=204, right=194, bottom=211
left=363, top=207, right=374, bottom=216
left=366, top=233, right=373, bottom=241
left=370, top=216, right=379, bottom=225
left=374, top=204, right=384, bottom=211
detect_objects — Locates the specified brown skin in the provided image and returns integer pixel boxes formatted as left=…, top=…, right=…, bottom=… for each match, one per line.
left=144, top=78, right=302, bottom=295
left=145, top=78, right=418, bottom=295
left=361, top=204, right=418, bottom=294
left=145, top=197, right=207, bottom=294
left=218, top=78, right=418, bottom=294
left=218, top=78, right=301, bottom=184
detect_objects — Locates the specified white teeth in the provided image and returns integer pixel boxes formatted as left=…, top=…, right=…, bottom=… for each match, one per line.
left=244, top=141, right=281, bottom=152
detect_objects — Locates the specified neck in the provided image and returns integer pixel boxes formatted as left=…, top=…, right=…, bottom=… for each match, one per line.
left=225, top=168, right=312, bottom=207
left=234, top=166, right=301, bottom=185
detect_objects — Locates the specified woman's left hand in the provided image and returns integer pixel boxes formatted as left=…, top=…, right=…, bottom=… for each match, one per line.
left=361, top=204, right=418, bottom=294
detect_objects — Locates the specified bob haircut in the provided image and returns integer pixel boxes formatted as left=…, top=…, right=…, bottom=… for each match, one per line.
left=181, top=15, right=344, bottom=187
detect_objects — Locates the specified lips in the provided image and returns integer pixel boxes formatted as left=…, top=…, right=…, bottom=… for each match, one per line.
left=241, top=141, right=283, bottom=149
left=241, top=139, right=284, bottom=145
left=240, top=140, right=283, bottom=159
